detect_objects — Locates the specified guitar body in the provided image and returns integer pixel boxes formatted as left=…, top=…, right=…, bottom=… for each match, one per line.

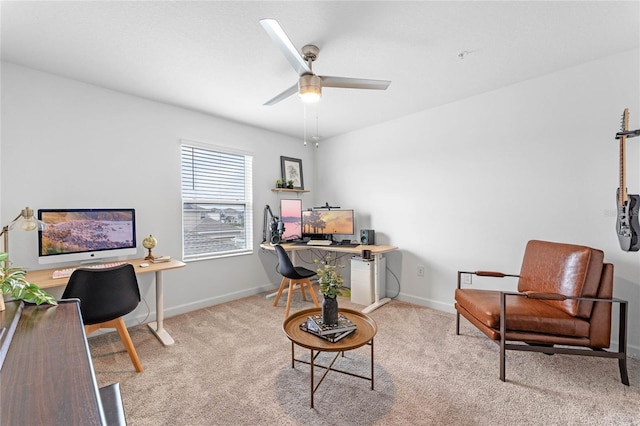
left=616, top=189, right=640, bottom=252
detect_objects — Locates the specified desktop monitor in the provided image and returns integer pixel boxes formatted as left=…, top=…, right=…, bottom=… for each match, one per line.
left=37, top=208, right=137, bottom=264
left=279, top=199, right=302, bottom=241
left=302, top=209, right=355, bottom=239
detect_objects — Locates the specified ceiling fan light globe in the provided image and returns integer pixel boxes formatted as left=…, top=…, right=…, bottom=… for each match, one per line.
left=298, top=75, right=322, bottom=103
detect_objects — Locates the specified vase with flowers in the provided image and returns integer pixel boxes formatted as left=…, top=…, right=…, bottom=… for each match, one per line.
left=316, top=259, right=344, bottom=326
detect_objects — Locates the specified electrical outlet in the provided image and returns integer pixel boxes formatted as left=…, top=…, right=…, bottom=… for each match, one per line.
left=417, top=265, right=425, bottom=277
left=462, top=273, right=472, bottom=285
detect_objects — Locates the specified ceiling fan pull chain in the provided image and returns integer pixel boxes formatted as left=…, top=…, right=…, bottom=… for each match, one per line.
left=315, top=114, right=320, bottom=148
left=303, top=104, right=308, bottom=146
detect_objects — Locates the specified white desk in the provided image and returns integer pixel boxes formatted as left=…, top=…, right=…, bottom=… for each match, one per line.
left=25, top=257, right=186, bottom=346
left=260, top=243, right=398, bottom=313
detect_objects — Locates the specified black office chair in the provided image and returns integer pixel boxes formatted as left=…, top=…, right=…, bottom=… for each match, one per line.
left=273, top=244, right=319, bottom=317
left=62, top=263, right=143, bottom=372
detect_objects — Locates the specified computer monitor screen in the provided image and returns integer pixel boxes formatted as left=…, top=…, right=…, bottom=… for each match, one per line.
left=279, top=199, right=302, bottom=241
left=37, top=208, right=137, bottom=264
left=302, top=209, right=355, bottom=238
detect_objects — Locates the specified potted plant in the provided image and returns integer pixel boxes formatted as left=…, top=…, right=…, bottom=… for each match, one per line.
left=276, top=179, right=283, bottom=188
left=316, top=260, right=344, bottom=325
left=287, top=180, right=294, bottom=189
left=0, top=252, right=57, bottom=311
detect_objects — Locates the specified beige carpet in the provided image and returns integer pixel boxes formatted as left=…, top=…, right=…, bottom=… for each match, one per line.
left=88, top=290, right=640, bottom=425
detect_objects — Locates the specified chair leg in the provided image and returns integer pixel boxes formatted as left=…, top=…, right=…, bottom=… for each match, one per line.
left=299, top=279, right=308, bottom=302
left=304, top=279, right=320, bottom=308
left=618, top=301, right=630, bottom=385
left=285, top=280, right=295, bottom=318
left=619, top=358, right=629, bottom=386
left=112, top=318, right=144, bottom=373
left=273, top=277, right=289, bottom=307
left=85, top=319, right=143, bottom=373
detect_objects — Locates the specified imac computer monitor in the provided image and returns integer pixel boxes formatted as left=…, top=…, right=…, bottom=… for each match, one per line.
left=302, top=209, right=355, bottom=239
left=279, top=199, right=302, bottom=241
left=38, top=208, right=137, bottom=264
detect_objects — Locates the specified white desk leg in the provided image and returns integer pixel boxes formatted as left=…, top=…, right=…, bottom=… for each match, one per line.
left=147, top=270, right=175, bottom=346
left=362, top=253, right=391, bottom=314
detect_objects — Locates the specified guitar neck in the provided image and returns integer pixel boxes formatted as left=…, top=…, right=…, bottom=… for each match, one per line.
left=620, top=136, right=627, bottom=204
left=619, top=108, right=629, bottom=206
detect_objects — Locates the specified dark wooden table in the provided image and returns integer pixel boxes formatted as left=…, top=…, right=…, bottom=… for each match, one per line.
left=0, top=300, right=106, bottom=425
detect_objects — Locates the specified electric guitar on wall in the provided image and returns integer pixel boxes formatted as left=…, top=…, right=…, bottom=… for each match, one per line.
left=616, top=108, right=640, bottom=252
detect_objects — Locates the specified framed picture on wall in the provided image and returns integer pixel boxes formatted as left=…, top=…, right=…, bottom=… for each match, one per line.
left=280, top=156, right=304, bottom=190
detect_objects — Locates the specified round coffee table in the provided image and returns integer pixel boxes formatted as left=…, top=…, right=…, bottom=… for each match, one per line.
left=282, top=307, right=377, bottom=408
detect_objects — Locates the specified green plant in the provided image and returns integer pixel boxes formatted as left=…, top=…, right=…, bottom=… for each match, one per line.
left=287, top=180, right=294, bottom=188
left=276, top=179, right=283, bottom=187
left=315, top=259, right=344, bottom=298
left=0, top=253, right=57, bottom=306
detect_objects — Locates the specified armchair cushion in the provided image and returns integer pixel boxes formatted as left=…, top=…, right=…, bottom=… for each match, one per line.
left=455, top=289, right=590, bottom=338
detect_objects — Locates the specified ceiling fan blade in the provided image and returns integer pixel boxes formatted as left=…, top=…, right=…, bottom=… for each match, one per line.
left=260, top=19, right=311, bottom=77
left=263, top=83, right=298, bottom=106
left=320, top=76, right=391, bottom=90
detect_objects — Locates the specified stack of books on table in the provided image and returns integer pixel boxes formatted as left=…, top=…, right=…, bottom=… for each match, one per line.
left=299, top=313, right=357, bottom=343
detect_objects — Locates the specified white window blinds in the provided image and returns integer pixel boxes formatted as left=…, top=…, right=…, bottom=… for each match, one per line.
left=181, top=144, right=253, bottom=260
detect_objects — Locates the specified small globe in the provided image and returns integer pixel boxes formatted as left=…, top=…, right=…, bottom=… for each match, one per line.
left=143, top=235, right=157, bottom=250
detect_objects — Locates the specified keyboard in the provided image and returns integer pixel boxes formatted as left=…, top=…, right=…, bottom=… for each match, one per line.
left=307, top=240, right=333, bottom=246
left=52, top=261, right=128, bottom=279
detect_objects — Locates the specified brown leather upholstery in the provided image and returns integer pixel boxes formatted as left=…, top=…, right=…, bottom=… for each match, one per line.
left=516, top=240, right=603, bottom=318
left=455, top=240, right=628, bottom=385
left=455, top=289, right=591, bottom=339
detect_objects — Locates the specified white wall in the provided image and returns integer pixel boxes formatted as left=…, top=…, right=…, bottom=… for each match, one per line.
left=0, top=62, right=315, bottom=321
left=2, top=48, right=639, bottom=355
left=315, top=48, right=640, bottom=355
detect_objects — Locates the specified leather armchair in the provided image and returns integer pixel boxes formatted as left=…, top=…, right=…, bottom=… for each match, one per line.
left=454, top=240, right=629, bottom=385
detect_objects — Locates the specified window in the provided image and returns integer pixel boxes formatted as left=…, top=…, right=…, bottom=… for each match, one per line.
left=181, top=143, right=253, bottom=261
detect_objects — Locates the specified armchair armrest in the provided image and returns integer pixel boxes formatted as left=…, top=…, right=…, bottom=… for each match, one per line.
left=475, top=271, right=519, bottom=278
left=522, top=291, right=567, bottom=301
left=519, top=291, right=627, bottom=303
left=457, top=270, right=519, bottom=289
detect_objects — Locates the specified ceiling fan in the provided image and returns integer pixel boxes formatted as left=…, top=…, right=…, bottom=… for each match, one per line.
left=260, top=18, right=391, bottom=106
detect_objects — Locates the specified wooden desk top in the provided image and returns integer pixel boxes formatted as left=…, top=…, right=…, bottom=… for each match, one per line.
left=282, top=307, right=377, bottom=352
left=26, top=257, right=186, bottom=289
left=261, top=242, right=398, bottom=255
left=1, top=300, right=104, bottom=425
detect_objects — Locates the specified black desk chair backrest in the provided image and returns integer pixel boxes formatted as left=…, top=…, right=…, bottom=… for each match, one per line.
left=63, top=264, right=141, bottom=325
left=62, top=263, right=143, bottom=372
left=273, top=245, right=319, bottom=317
left=275, top=244, right=315, bottom=280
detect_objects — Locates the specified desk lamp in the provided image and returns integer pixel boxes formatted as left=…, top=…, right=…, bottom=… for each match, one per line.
left=0, top=207, right=45, bottom=267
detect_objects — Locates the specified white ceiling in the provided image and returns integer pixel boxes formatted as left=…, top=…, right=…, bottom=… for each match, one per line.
left=1, top=1, right=639, bottom=140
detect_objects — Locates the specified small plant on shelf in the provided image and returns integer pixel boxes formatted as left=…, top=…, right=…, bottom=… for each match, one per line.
left=276, top=179, right=283, bottom=188
left=287, top=180, right=294, bottom=189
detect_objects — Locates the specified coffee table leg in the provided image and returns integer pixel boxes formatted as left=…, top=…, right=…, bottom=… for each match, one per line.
left=371, top=338, right=375, bottom=390
left=291, top=341, right=295, bottom=368
left=310, top=348, right=315, bottom=408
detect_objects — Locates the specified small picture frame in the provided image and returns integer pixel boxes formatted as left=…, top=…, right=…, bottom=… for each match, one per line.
left=280, top=156, right=304, bottom=190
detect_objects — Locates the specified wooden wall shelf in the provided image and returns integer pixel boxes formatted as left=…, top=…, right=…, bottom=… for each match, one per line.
left=271, top=188, right=310, bottom=193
